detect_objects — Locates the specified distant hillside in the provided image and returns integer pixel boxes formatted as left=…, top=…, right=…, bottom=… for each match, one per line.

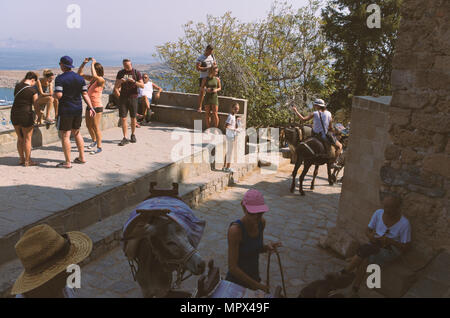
left=0, top=63, right=172, bottom=93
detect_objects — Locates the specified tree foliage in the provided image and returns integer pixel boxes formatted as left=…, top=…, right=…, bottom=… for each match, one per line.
left=156, top=1, right=332, bottom=128
left=321, top=0, right=402, bottom=112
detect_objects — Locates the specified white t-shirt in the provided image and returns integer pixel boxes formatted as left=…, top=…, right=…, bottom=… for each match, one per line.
left=313, top=110, right=332, bottom=138
left=197, top=54, right=216, bottom=79
left=368, top=209, right=411, bottom=244
left=138, top=81, right=153, bottom=98
left=226, top=114, right=237, bottom=139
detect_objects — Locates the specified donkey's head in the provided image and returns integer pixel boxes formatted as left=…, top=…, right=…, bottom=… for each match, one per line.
left=123, top=210, right=206, bottom=298
left=284, top=127, right=298, bottom=146
left=144, top=216, right=206, bottom=276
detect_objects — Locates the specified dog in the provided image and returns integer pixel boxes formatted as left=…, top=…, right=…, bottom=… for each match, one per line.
left=298, top=272, right=355, bottom=298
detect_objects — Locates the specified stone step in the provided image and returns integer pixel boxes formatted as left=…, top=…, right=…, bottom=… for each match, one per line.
left=0, top=123, right=225, bottom=266
left=0, top=156, right=262, bottom=297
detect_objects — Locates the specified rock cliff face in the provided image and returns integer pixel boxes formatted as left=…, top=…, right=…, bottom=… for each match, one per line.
left=382, top=0, right=450, bottom=255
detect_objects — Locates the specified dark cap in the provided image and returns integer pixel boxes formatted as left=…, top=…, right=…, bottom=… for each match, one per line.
left=60, top=56, right=75, bottom=69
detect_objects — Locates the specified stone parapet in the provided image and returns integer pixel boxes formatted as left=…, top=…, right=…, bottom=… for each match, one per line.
left=331, top=96, right=391, bottom=245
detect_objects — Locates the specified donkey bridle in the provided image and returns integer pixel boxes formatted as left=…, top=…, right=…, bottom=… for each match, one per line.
left=149, top=239, right=198, bottom=289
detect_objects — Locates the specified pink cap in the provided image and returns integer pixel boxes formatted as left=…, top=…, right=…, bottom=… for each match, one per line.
left=243, top=190, right=269, bottom=214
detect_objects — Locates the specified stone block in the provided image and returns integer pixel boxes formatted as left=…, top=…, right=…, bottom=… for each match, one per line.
left=391, top=92, right=435, bottom=110
left=381, top=166, right=439, bottom=189
left=391, top=69, right=415, bottom=90
left=385, top=144, right=401, bottom=161
left=411, top=113, right=450, bottom=133
left=400, top=148, right=422, bottom=164
left=388, top=107, right=411, bottom=126
left=74, top=202, right=101, bottom=230
left=391, top=129, right=432, bottom=148
left=423, top=154, right=450, bottom=179
left=320, top=227, right=359, bottom=258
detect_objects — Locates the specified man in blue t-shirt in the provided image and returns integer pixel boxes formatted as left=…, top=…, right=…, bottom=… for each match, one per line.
left=54, top=56, right=96, bottom=169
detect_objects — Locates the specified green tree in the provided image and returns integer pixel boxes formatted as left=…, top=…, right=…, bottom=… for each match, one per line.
left=321, top=0, right=402, bottom=112
left=156, top=0, right=332, bottom=128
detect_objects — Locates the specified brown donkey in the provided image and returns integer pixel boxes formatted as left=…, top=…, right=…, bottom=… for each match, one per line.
left=284, top=127, right=338, bottom=196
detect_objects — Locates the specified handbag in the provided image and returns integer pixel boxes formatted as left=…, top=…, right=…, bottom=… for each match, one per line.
left=318, top=112, right=337, bottom=145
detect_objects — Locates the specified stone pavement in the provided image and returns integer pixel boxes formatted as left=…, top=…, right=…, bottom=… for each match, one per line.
left=0, top=122, right=216, bottom=238
left=77, top=162, right=375, bottom=298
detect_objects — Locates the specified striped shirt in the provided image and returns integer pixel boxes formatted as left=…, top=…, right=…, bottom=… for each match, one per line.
left=55, top=71, right=87, bottom=117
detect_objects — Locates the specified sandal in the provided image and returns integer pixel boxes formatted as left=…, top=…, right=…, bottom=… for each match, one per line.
left=57, top=162, right=72, bottom=169
left=74, top=158, right=86, bottom=164
left=24, top=161, right=38, bottom=167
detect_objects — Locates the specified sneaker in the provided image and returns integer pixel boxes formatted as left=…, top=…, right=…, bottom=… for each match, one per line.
left=130, top=134, right=137, bottom=143
left=87, top=141, right=97, bottom=150
left=119, top=138, right=129, bottom=146
left=90, top=148, right=103, bottom=155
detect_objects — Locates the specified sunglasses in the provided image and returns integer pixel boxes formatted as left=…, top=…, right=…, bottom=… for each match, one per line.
left=45, top=74, right=54, bottom=77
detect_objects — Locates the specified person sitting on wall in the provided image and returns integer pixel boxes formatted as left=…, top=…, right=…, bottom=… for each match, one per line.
left=136, top=73, right=162, bottom=127
left=340, top=195, right=412, bottom=296
left=35, top=69, right=58, bottom=125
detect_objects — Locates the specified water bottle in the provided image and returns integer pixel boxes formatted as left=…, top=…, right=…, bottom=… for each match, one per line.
left=1, top=117, right=6, bottom=127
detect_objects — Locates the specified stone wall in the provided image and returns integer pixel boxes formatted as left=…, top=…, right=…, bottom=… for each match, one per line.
left=340, top=97, right=391, bottom=235
left=381, top=0, right=450, bottom=256
left=153, top=91, right=248, bottom=131
left=323, top=0, right=450, bottom=261
left=322, top=96, right=391, bottom=257
left=0, top=92, right=249, bottom=154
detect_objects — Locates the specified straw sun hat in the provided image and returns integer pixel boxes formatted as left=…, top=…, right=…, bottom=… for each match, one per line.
left=11, top=224, right=92, bottom=295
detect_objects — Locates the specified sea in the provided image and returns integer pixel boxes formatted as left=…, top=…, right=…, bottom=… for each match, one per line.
left=0, top=48, right=157, bottom=70
left=0, top=87, right=14, bottom=104
left=0, top=48, right=159, bottom=105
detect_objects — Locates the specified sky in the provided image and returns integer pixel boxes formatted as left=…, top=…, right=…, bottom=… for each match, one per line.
left=0, top=0, right=311, bottom=54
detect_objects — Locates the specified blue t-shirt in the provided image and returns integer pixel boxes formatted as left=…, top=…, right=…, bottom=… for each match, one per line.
left=55, top=71, right=87, bottom=116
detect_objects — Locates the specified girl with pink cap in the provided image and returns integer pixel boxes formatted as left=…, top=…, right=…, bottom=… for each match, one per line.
left=225, top=189, right=282, bottom=293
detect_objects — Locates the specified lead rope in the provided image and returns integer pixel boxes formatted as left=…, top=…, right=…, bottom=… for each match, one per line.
left=266, top=249, right=287, bottom=298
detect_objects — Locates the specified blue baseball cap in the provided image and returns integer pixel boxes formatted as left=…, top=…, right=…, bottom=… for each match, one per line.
left=60, top=56, right=75, bottom=69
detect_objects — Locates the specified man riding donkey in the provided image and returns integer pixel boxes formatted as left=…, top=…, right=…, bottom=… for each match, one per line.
left=291, top=99, right=343, bottom=167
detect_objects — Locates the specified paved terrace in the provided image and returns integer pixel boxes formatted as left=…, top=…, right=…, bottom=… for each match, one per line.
left=0, top=122, right=229, bottom=262
left=77, top=163, right=384, bottom=298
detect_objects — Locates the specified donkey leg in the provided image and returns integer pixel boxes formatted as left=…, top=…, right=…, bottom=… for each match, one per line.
left=299, top=162, right=311, bottom=196
left=327, top=163, right=336, bottom=185
left=311, top=165, right=319, bottom=190
left=291, top=156, right=302, bottom=193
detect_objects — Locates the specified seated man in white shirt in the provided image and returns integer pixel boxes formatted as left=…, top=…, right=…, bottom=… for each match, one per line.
left=137, top=73, right=162, bottom=126
left=340, top=195, right=412, bottom=295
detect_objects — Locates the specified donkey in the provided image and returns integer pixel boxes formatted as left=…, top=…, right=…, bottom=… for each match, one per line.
left=284, top=127, right=337, bottom=195
left=122, top=185, right=207, bottom=298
